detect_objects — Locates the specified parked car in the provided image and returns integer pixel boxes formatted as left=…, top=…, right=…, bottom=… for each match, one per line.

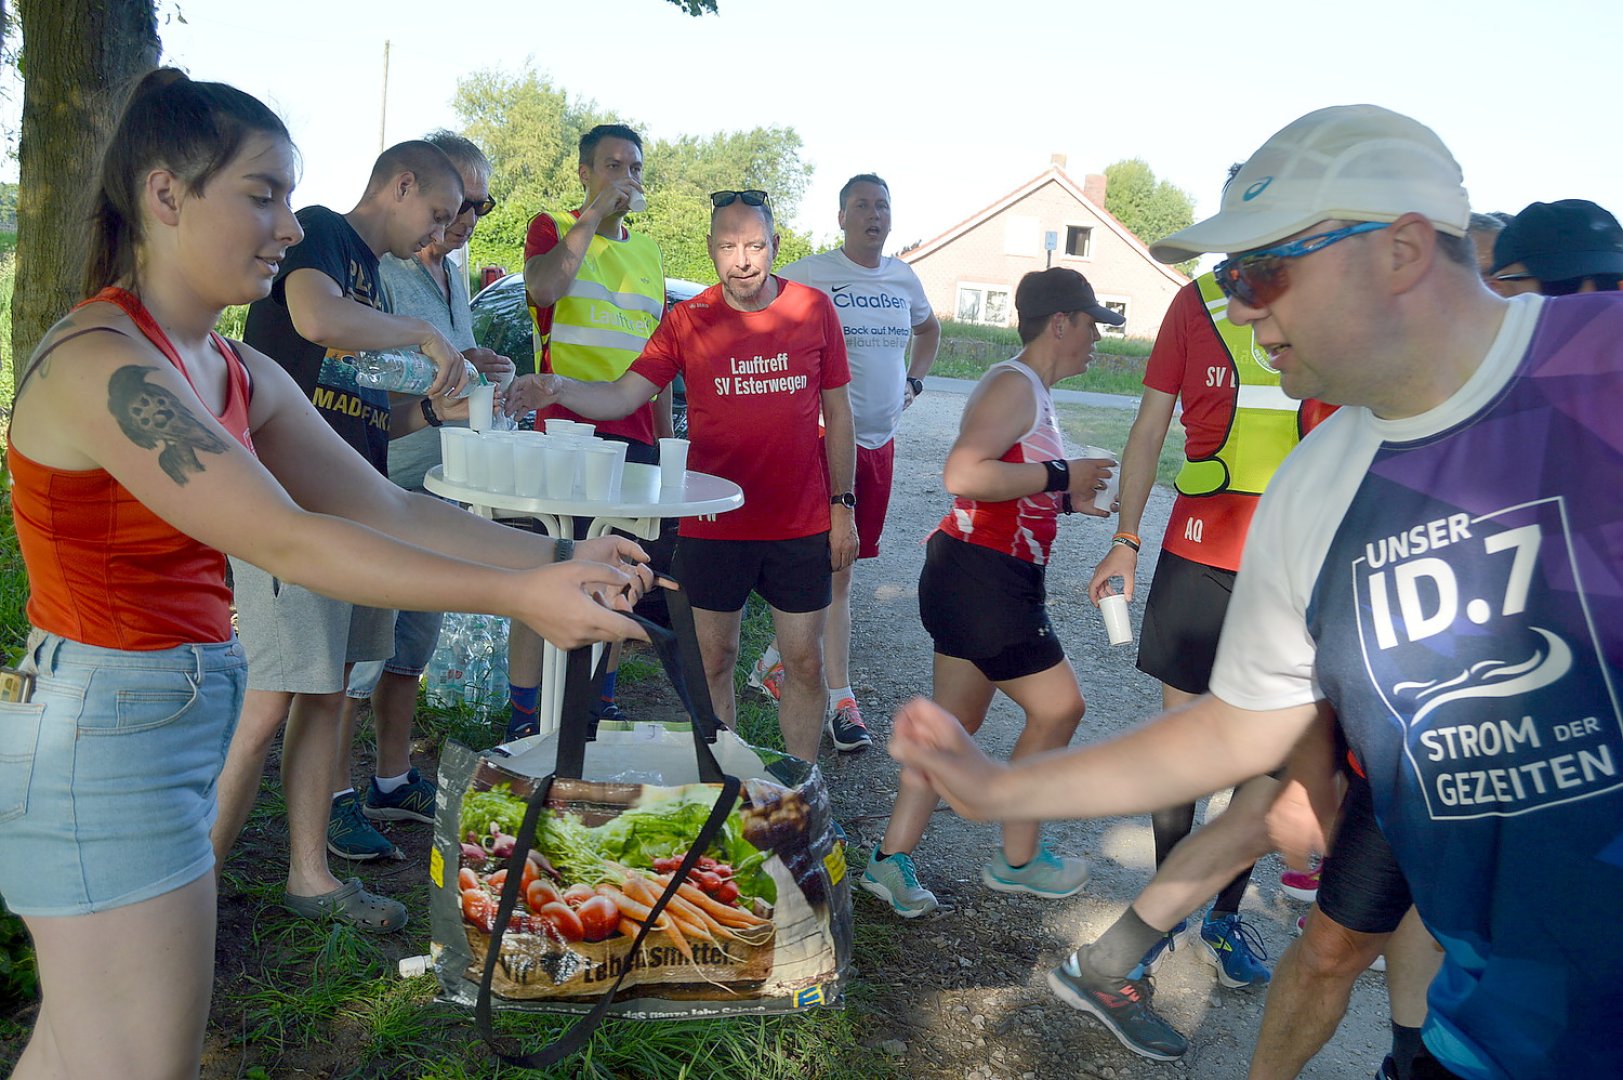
left=469, top=272, right=706, bottom=437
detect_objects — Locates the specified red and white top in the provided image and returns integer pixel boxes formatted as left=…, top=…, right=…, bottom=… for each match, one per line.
left=936, top=359, right=1064, bottom=565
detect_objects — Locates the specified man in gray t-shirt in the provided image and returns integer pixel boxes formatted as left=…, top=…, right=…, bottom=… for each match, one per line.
left=336, top=132, right=513, bottom=858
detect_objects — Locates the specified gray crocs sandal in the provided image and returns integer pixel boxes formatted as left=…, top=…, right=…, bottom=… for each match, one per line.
left=283, top=877, right=408, bottom=933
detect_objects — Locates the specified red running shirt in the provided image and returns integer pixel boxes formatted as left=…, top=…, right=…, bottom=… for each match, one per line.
left=936, top=360, right=1065, bottom=566
left=8, top=288, right=255, bottom=649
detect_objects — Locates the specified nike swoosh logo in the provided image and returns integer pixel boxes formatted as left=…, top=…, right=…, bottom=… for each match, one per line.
left=832, top=284, right=850, bottom=292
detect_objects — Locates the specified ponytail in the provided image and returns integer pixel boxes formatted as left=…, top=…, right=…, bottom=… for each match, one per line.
left=82, top=67, right=292, bottom=296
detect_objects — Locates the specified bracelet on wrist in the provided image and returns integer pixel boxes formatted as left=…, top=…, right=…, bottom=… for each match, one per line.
left=1111, top=534, right=1141, bottom=553
left=1040, top=459, right=1070, bottom=493
left=553, top=538, right=575, bottom=563
left=1061, top=494, right=1075, bottom=515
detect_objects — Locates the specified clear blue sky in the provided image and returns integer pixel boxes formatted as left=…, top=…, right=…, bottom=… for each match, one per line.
left=11, top=0, right=1623, bottom=254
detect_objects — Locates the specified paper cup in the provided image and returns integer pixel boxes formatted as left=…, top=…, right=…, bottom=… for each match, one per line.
left=543, top=418, right=576, bottom=436
left=484, top=434, right=516, bottom=495
left=1100, top=593, right=1133, bottom=647
left=440, top=427, right=471, bottom=484
left=541, top=442, right=580, bottom=499
left=658, top=438, right=689, bottom=501
left=604, top=439, right=629, bottom=497
left=1081, top=445, right=1120, bottom=513
left=512, top=438, right=546, bottom=498
left=581, top=445, right=618, bottom=500
left=467, top=383, right=496, bottom=432
left=464, top=432, right=491, bottom=490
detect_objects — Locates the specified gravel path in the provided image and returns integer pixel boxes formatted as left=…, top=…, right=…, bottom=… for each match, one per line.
left=812, top=386, right=1392, bottom=1080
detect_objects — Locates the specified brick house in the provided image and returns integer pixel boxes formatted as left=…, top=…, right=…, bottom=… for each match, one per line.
left=899, top=157, right=1188, bottom=339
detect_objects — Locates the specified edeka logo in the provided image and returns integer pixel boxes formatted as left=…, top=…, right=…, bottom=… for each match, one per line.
left=833, top=290, right=906, bottom=310
left=1350, top=496, right=1621, bottom=821
left=1242, top=177, right=1273, bottom=201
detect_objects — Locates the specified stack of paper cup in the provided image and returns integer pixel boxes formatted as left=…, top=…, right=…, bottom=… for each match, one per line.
left=1100, top=594, right=1133, bottom=646
left=440, top=427, right=472, bottom=483
left=658, top=438, right=689, bottom=501
left=1081, top=445, right=1121, bottom=512
left=543, top=418, right=576, bottom=437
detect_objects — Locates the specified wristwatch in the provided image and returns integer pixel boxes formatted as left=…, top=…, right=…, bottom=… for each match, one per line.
left=830, top=492, right=857, bottom=509
left=906, top=376, right=925, bottom=397
left=419, top=397, right=442, bottom=428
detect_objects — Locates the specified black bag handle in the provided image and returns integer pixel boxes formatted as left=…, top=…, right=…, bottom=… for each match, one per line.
left=553, top=585, right=726, bottom=785
left=473, top=769, right=742, bottom=1069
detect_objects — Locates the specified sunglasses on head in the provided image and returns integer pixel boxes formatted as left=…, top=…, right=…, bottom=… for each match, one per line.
left=1212, top=221, right=1388, bottom=308
left=458, top=195, right=498, bottom=218
left=710, top=189, right=770, bottom=209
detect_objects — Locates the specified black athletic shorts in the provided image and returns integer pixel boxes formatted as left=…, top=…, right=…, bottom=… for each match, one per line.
left=917, top=531, right=1065, bottom=682
left=1319, top=769, right=1412, bottom=935
left=1136, top=548, right=1235, bottom=695
left=671, top=533, right=832, bottom=614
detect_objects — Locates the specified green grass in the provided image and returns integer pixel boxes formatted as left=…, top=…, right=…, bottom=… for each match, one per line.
left=1055, top=402, right=1186, bottom=489
left=929, top=316, right=1153, bottom=396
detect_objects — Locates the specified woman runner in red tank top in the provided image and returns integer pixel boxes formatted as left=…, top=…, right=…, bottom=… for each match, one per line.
left=0, top=71, right=653, bottom=1079
left=860, top=269, right=1121, bottom=917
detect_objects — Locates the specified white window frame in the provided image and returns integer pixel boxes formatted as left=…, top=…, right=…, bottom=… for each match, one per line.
left=1061, top=222, right=1094, bottom=260
left=1096, top=294, right=1130, bottom=336
left=955, top=281, right=1014, bottom=327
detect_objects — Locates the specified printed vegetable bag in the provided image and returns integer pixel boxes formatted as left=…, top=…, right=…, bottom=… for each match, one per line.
left=428, top=591, right=852, bottom=1067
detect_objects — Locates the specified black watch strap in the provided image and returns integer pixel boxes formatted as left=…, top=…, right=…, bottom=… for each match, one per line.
left=907, top=376, right=925, bottom=396
left=419, top=396, right=442, bottom=428
left=830, top=492, right=856, bottom=509
left=1041, top=458, right=1069, bottom=493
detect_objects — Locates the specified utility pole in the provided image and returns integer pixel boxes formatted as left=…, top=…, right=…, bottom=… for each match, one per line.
left=379, top=39, right=390, bottom=152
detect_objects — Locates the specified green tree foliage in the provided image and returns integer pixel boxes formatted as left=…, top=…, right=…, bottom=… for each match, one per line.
left=1103, top=158, right=1197, bottom=275
left=454, top=65, right=814, bottom=288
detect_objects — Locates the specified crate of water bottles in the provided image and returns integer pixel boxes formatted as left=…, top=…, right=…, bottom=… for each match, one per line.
left=423, top=612, right=509, bottom=716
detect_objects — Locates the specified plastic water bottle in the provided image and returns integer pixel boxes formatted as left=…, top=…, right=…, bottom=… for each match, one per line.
left=462, top=616, right=498, bottom=716
left=423, top=622, right=458, bottom=709
left=350, top=349, right=478, bottom=397
left=436, top=614, right=469, bottom=709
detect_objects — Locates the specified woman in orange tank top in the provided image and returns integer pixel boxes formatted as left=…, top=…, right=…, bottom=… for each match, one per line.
left=0, top=70, right=651, bottom=1079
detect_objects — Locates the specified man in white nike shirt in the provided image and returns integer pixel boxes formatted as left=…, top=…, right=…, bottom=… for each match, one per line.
left=751, top=174, right=940, bottom=752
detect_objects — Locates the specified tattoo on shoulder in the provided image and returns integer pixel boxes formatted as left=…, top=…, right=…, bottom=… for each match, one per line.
left=108, top=365, right=232, bottom=486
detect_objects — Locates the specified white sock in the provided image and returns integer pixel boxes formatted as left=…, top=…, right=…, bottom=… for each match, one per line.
left=374, top=770, right=412, bottom=794
left=828, top=685, right=855, bottom=706
left=331, top=787, right=356, bottom=802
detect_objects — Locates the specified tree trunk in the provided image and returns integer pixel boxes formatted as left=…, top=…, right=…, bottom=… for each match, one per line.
left=11, top=0, right=158, bottom=386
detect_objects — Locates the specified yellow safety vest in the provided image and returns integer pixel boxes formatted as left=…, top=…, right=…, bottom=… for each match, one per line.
left=1174, top=274, right=1305, bottom=498
left=533, top=211, right=664, bottom=382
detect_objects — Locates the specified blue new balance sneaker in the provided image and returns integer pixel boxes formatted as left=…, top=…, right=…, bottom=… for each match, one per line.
left=1199, top=911, right=1271, bottom=988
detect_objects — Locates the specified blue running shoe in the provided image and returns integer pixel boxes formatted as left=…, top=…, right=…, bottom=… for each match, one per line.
left=1200, top=912, right=1272, bottom=988
left=1130, top=919, right=1189, bottom=978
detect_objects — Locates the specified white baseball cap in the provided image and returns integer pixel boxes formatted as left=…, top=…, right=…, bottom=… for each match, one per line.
left=1150, top=105, right=1471, bottom=264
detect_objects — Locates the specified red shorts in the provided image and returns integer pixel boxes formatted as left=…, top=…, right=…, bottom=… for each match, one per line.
left=855, top=441, right=895, bottom=560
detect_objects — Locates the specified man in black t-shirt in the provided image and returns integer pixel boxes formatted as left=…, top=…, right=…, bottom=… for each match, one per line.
left=213, top=141, right=470, bottom=932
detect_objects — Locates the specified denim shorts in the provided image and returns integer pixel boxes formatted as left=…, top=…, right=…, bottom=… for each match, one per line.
left=345, top=608, right=445, bottom=700
left=0, top=629, right=247, bottom=916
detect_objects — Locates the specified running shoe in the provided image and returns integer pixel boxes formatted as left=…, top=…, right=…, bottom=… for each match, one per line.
left=1295, top=913, right=1386, bottom=971
left=1199, top=912, right=1272, bottom=988
left=328, top=791, right=400, bottom=860
left=860, top=851, right=938, bottom=918
left=1047, top=954, right=1188, bottom=1061
left=591, top=700, right=629, bottom=724
left=1280, top=856, right=1324, bottom=902
left=982, top=843, right=1089, bottom=897
left=827, top=698, right=873, bottom=752
left=1132, top=919, right=1190, bottom=977
left=1374, top=1056, right=1398, bottom=1079
left=362, top=768, right=437, bottom=824
left=747, top=655, right=784, bottom=703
